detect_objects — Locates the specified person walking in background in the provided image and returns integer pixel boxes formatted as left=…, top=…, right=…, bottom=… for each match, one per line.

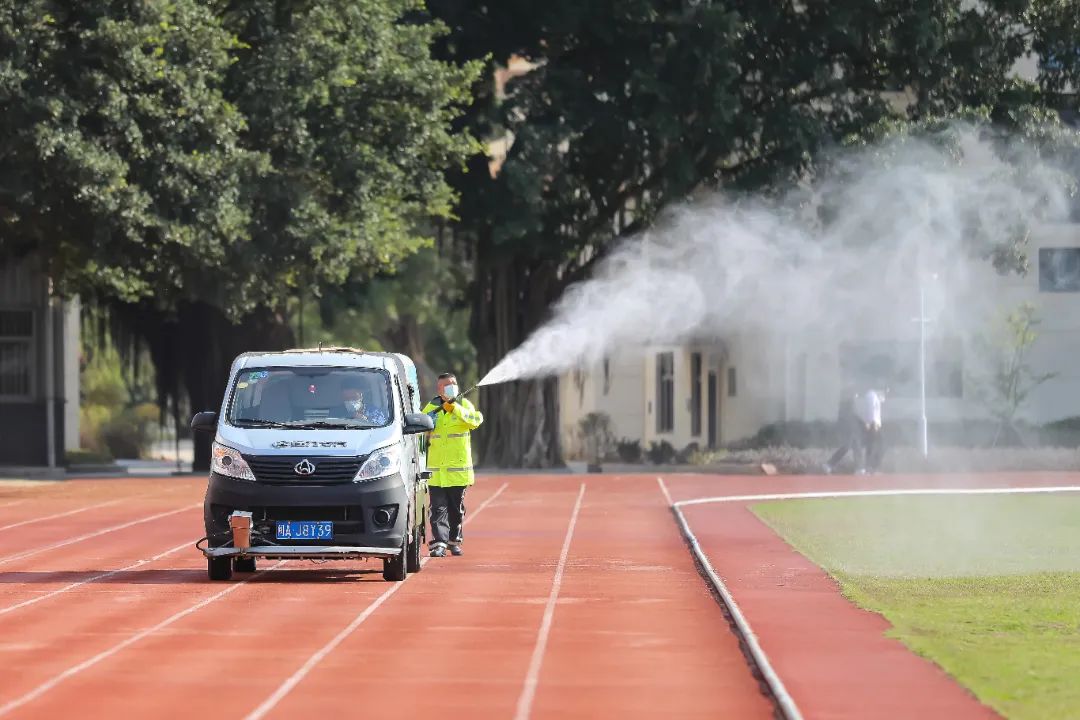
left=421, top=372, right=483, bottom=557
left=823, top=388, right=862, bottom=475
left=854, top=386, right=886, bottom=474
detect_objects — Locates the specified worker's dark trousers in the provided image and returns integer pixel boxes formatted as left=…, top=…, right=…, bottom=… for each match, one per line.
left=429, top=485, right=467, bottom=548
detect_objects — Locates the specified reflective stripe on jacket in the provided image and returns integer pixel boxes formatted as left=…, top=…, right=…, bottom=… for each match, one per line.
left=421, top=397, right=483, bottom=487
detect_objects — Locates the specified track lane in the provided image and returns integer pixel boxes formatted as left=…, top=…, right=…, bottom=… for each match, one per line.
left=244, top=479, right=585, bottom=720
left=5, top=482, right=509, bottom=719
left=658, top=475, right=1075, bottom=719
left=526, top=476, right=774, bottom=720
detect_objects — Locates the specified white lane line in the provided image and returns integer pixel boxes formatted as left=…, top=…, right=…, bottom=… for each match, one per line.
left=244, top=481, right=511, bottom=720
left=0, top=560, right=289, bottom=717
left=675, top=484, right=1080, bottom=508
left=0, top=500, right=124, bottom=534
left=512, top=482, right=586, bottom=720
left=659, top=477, right=802, bottom=720
left=658, top=478, right=1080, bottom=720
left=0, top=540, right=195, bottom=617
left=0, top=504, right=201, bottom=567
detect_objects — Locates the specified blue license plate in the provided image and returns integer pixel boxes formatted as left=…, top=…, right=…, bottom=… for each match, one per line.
left=275, top=521, right=334, bottom=540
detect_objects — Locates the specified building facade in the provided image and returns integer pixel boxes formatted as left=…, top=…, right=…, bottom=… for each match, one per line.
left=0, top=255, right=80, bottom=467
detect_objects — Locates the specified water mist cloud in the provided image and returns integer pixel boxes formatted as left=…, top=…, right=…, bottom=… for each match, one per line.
left=479, top=125, right=1074, bottom=387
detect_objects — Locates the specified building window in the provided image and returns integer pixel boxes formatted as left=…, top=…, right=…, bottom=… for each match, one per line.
left=690, top=352, right=702, bottom=437
left=1039, top=248, right=1080, bottom=292
left=727, top=366, right=737, bottom=397
left=0, top=310, right=33, bottom=398
left=656, top=352, right=674, bottom=434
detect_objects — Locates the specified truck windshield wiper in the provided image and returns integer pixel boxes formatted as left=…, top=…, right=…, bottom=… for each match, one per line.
left=282, top=420, right=362, bottom=430
left=233, top=418, right=291, bottom=428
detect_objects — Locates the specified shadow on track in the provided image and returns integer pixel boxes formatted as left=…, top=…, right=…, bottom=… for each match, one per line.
left=0, top=566, right=386, bottom=585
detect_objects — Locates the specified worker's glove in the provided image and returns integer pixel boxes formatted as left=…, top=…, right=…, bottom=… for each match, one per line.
left=442, top=402, right=455, bottom=414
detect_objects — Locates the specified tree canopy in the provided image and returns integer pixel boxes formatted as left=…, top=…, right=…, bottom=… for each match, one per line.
left=428, top=0, right=1080, bottom=466
left=0, top=0, right=480, bottom=317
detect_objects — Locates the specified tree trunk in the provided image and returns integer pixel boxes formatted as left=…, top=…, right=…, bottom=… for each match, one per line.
left=116, top=300, right=294, bottom=472
left=470, top=239, right=564, bottom=469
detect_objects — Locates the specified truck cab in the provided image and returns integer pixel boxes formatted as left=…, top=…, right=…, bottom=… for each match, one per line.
left=191, top=348, right=433, bottom=581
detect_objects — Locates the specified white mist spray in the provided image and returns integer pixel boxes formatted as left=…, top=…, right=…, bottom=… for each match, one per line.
left=479, top=127, right=1073, bottom=389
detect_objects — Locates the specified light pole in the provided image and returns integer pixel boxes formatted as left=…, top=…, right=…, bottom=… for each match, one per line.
left=913, top=273, right=937, bottom=460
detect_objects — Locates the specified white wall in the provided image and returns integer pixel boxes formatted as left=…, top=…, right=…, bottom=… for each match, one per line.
left=559, top=354, right=645, bottom=458
left=62, top=298, right=80, bottom=452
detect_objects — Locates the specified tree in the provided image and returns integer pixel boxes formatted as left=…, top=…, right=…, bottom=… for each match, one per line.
left=0, top=0, right=260, bottom=297
left=429, top=0, right=1079, bottom=467
left=171, top=0, right=481, bottom=467
left=0, top=1, right=482, bottom=469
left=970, top=302, right=1056, bottom=447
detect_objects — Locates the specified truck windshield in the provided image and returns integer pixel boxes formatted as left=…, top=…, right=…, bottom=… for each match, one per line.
left=227, top=367, right=393, bottom=429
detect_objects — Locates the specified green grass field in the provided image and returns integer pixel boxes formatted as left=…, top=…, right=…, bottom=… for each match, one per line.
left=752, top=494, right=1080, bottom=720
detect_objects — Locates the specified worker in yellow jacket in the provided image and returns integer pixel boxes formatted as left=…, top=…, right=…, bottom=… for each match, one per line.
left=422, top=372, right=483, bottom=557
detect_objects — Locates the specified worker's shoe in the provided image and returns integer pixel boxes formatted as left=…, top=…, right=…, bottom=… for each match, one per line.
left=429, top=545, right=447, bottom=558
left=449, top=545, right=464, bottom=556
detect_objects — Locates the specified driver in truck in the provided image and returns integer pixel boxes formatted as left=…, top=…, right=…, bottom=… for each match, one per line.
left=340, top=377, right=389, bottom=426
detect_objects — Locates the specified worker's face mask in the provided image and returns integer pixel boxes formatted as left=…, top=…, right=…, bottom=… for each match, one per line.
left=443, top=384, right=459, bottom=400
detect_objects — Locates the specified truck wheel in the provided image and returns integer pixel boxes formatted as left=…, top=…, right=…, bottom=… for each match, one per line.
left=208, top=556, right=233, bottom=581
left=234, top=557, right=257, bottom=573
left=406, top=523, right=423, bottom=574
left=383, top=534, right=408, bottom=582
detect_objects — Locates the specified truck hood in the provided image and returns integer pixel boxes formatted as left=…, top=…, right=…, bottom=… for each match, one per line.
left=215, top=424, right=398, bottom=457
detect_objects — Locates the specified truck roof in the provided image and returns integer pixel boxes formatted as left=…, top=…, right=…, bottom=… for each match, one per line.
left=234, top=348, right=391, bottom=370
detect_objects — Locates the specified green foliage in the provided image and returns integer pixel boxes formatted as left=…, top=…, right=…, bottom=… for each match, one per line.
left=645, top=440, right=676, bottom=465
left=79, top=328, right=159, bottom=459
left=285, top=243, right=477, bottom=394
left=969, top=302, right=1056, bottom=443
left=1, top=0, right=481, bottom=320
left=0, top=0, right=260, bottom=303
left=576, top=411, right=614, bottom=461
left=221, top=0, right=484, bottom=313
left=430, top=0, right=1080, bottom=466
left=615, top=438, right=642, bottom=464
left=65, top=448, right=115, bottom=466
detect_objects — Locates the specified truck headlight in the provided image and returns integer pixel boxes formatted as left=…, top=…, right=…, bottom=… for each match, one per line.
left=212, top=443, right=256, bottom=482
left=354, top=445, right=401, bottom=482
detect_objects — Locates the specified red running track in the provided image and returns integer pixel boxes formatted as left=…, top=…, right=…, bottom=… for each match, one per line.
left=0, top=475, right=770, bottom=720
left=662, top=471, right=1080, bottom=720
left=3, top=471, right=1067, bottom=718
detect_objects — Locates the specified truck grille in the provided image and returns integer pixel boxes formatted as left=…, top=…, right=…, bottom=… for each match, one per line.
left=243, top=455, right=363, bottom=484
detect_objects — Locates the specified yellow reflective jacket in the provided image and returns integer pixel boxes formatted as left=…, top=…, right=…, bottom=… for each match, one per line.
left=420, top=397, right=483, bottom=487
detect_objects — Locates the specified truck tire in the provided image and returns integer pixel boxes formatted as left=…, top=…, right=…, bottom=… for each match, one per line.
left=234, top=557, right=257, bottom=573
left=383, top=534, right=408, bottom=582
left=406, top=522, right=423, bottom=574
left=208, top=556, right=233, bottom=581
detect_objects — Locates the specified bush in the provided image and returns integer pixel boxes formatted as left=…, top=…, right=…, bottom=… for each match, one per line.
left=99, top=403, right=158, bottom=459
left=615, top=438, right=642, bottom=463
left=65, top=448, right=114, bottom=466
left=732, top=417, right=1080, bottom=452
left=577, top=412, right=615, bottom=461
left=676, top=442, right=700, bottom=464
left=646, top=440, right=676, bottom=465
left=733, top=420, right=841, bottom=450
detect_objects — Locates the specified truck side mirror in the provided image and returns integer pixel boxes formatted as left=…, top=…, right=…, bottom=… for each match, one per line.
left=403, top=412, right=434, bottom=435
left=190, top=411, right=219, bottom=434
